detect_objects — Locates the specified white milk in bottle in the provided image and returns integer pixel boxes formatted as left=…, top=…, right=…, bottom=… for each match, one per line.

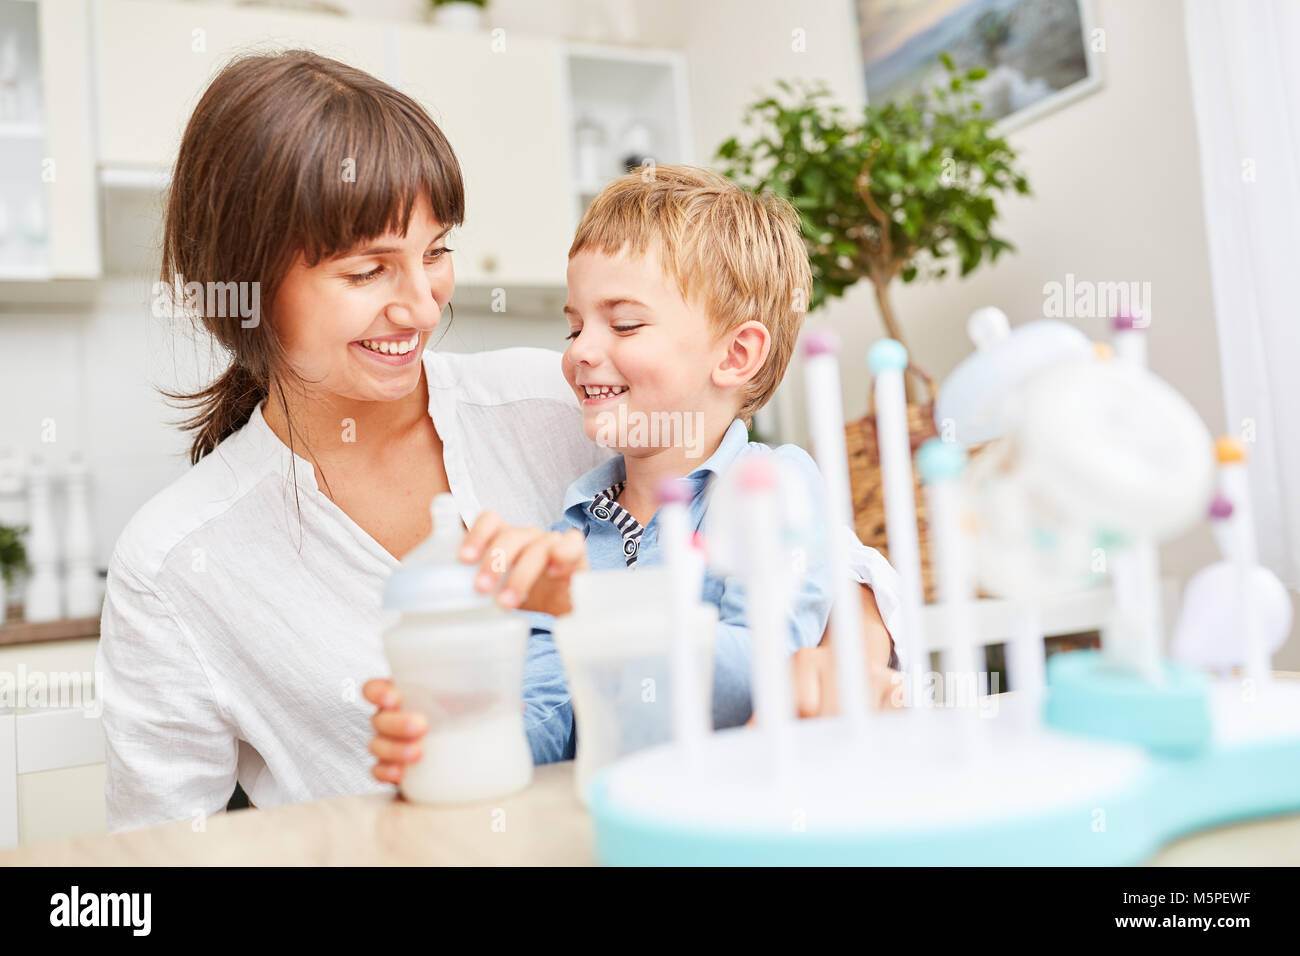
left=382, top=494, right=533, bottom=804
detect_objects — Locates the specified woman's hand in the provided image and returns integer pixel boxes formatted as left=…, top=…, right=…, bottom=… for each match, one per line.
left=789, top=646, right=905, bottom=716
left=363, top=679, right=428, bottom=785
left=749, top=583, right=904, bottom=725
left=799, top=582, right=905, bottom=714
left=460, top=510, right=587, bottom=616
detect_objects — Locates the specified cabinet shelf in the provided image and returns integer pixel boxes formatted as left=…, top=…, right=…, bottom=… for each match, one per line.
left=563, top=43, right=693, bottom=227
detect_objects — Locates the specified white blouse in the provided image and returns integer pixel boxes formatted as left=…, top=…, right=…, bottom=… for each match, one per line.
left=97, top=346, right=904, bottom=832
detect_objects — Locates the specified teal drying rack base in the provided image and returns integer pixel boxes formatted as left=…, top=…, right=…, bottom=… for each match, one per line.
left=586, top=672, right=1300, bottom=866
left=1044, top=650, right=1213, bottom=755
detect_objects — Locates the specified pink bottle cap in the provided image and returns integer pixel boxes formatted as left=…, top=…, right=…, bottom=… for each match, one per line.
left=737, top=456, right=777, bottom=492
left=656, top=477, right=694, bottom=506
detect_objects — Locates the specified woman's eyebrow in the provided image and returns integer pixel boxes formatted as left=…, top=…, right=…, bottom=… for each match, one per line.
left=339, top=226, right=453, bottom=259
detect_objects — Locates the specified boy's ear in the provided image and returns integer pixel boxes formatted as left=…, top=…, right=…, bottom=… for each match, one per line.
left=711, top=320, right=771, bottom=391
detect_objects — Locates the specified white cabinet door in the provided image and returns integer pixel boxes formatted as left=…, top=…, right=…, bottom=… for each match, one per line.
left=396, top=28, right=573, bottom=287
left=94, top=0, right=389, bottom=169
left=38, top=0, right=100, bottom=277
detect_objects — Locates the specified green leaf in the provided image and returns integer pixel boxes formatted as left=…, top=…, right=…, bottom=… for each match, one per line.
left=710, top=74, right=1030, bottom=324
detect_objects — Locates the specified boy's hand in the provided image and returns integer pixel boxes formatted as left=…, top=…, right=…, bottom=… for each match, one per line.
left=460, top=510, right=587, bottom=616
left=363, top=679, right=428, bottom=785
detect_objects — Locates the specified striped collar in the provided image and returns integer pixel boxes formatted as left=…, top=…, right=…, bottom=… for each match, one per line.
left=588, top=480, right=645, bottom=567
left=559, top=418, right=752, bottom=518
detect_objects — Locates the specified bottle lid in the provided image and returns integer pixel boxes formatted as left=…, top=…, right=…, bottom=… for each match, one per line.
left=382, top=494, right=495, bottom=613
left=935, top=316, right=1091, bottom=447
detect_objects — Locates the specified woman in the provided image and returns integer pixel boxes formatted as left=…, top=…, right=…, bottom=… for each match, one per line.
left=97, top=51, right=901, bottom=832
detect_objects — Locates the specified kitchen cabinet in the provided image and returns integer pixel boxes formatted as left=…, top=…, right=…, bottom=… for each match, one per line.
left=0, top=0, right=98, bottom=279
left=56, top=1, right=691, bottom=293
left=93, top=0, right=389, bottom=169
left=0, top=637, right=104, bottom=848
left=564, top=44, right=694, bottom=228
left=395, top=28, right=573, bottom=287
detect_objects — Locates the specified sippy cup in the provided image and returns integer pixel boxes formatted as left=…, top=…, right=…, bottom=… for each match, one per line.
left=553, top=566, right=717, bottom=806
left=382, top=494, right=533, bottom=804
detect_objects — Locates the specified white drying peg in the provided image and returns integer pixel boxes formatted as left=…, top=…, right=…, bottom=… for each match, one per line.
left=656, top=477, right=710, bottom=755
left=917, top=437, right=991, bottom=758
left=1212, top=439, right=1272, bottom=685
left=802, top=328, right=870, bottom=727
left=736, top=455, right=795, bottom=781
left=868, top=339, right=928, bottom=710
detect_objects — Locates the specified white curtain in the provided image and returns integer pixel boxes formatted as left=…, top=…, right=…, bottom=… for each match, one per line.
left=1184, top=0, right=1300, bottom=588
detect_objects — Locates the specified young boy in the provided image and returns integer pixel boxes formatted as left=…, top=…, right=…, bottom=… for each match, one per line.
left=368, top=166, right=901, bottom=771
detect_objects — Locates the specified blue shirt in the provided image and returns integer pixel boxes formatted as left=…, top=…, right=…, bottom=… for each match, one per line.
left=521, top=419, right=833, bottom=764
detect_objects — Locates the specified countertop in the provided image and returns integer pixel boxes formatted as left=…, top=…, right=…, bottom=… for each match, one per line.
left=3, top=760, right=1299, bottom=866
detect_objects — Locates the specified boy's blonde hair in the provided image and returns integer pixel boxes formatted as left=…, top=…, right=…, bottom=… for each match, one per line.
left=569, top=164, right=812, bottom=424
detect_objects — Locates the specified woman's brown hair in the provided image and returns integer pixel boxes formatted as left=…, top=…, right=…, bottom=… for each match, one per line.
left=160, top=50, right=464, bottom=466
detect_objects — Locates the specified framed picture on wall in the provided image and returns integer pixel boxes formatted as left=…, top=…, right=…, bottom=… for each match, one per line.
left=855, top=0, right=1104, bottom=132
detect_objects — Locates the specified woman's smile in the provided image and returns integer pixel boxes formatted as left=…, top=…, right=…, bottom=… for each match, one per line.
left=350, top=330, right=423, bottom=366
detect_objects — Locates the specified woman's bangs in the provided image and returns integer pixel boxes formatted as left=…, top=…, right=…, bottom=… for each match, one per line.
left=294, top=89, right=465, bottom=265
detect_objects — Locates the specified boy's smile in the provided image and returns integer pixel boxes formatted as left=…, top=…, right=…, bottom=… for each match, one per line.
left=577, top=383, right=630, bottom=406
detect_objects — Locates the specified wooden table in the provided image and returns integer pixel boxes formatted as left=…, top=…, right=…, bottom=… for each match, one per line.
left=2, top=759, right=1298, bottom=866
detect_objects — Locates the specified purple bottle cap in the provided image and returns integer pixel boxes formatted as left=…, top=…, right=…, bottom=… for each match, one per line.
left=656, top=477, right=694, bottom=505
left=803, top=327, right=840, bottom=358
left=1208, top=493, right=1234, bottom=520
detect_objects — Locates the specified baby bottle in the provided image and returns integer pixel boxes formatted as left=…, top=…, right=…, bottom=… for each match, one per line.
left=382, top=494, right=533, bottom=804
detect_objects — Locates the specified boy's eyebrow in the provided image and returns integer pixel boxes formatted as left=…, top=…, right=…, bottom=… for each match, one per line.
left=562, top=298, right=650, bottom=317
left=337, top=225, right=453, bottom=259
left=598, top=298, right=650, bottom=311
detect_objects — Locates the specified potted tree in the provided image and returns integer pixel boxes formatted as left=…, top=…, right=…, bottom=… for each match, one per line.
left=715, top=55, right=1029, bottom=361
left=715, top=58, right=1030, bottom=599
left=0, top=524, right=28, bottom=624
left=429, top=0, right=487, bottom=32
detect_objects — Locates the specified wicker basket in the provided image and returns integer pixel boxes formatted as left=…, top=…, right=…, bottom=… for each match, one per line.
left=845, top=364, right=940, bottom=603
